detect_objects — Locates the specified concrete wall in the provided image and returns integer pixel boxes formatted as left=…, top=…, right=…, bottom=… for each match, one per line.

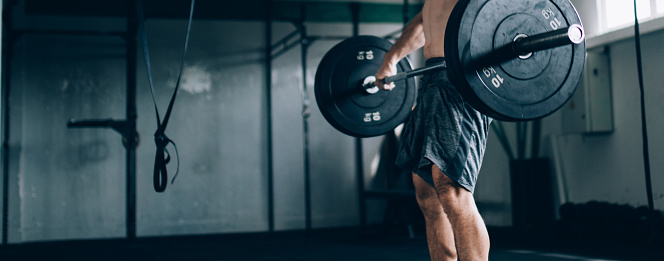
left=135, top=19, right=271, bottom=237
left=6, top=34, right=127, bottom=242
left=1, top=15, right=406, bottom=243
left=474, top=21, right=664, bottom=226
left=552, top=30, right=664, bottom=209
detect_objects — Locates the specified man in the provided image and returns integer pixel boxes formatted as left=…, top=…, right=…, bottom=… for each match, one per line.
left=374, top=0, right=491, bottom=260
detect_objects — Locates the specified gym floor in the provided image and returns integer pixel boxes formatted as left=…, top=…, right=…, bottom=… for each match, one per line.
left=1, top=227, right=662, bottom=261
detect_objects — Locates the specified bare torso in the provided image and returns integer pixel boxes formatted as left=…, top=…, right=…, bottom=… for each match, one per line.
left=422, top=0, right=458, bottom=59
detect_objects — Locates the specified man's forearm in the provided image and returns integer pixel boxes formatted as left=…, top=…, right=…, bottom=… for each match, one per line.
left=384, top=12, right=425, bottom=65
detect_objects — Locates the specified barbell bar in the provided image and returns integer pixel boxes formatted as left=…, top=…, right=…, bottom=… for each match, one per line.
left=363, top=24, right=584, bottom=92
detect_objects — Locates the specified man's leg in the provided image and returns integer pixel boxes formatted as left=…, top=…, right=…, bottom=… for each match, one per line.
left=432, top=165, right=490, bottom=261
left=413, top=173, right=457, bottom=261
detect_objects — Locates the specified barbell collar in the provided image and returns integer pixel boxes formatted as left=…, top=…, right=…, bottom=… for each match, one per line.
left=512, top=24, right=584, bottom=56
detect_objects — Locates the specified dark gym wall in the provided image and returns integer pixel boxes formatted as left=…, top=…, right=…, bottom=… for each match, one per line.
left=1, top=13, right=408, bottom=242
left=7, top=35, right=127, bottom=242
left=135, top=19, right=270, bottom=236
left=271, top=21, right=308, bottom=230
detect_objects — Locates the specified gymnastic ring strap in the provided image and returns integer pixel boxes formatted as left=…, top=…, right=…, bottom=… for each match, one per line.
left=137, top=0, right=194, bottom=192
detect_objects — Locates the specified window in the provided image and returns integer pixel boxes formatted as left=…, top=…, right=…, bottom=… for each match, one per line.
left=592, top=0, right=664, bottom=37
left=600, top=0, right=651, bottom=30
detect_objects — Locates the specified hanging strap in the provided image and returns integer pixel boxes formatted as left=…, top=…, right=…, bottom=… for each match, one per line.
left=633, top=0, right=653, bottom=214
left=137, top=0, right=195, bottom=192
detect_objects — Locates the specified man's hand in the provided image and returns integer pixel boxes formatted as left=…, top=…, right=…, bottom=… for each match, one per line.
left=374, top=61, right=398, bottom=91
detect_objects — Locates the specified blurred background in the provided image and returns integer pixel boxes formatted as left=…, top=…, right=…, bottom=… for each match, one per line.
left=0, top=0, right=663, bottom=259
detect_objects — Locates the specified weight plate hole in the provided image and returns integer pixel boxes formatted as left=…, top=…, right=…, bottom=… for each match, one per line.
left=363, top=76, right=380, bottom=94
left=513, top=34, right=532, bottom=59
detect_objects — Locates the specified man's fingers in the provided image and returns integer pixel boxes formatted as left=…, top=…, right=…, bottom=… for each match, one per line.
left=375, top=78, right=395, bottom=91
left=379, top=84, right=395, bottom=91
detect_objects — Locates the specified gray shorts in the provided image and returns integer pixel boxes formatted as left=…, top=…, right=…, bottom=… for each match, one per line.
left=395, top=57, right=491, bottom=193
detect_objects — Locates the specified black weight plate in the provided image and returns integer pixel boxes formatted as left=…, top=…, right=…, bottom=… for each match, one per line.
left=445, top=0, right=586, bottom=121
left=315, top=36, right=417, bottom=137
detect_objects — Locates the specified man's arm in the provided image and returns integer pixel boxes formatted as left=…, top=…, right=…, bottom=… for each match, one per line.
left=375, top=11, right=425, bottom=90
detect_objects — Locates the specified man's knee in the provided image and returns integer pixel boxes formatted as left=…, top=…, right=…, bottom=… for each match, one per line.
left=432, top=169, right=472, bottom=210
left=412, top=174, right=443, bottom=218
left=416, top=190, right=443, bottom=218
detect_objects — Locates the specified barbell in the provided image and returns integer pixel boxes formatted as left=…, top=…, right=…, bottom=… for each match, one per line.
left=314, top=0, right=586, bottom=137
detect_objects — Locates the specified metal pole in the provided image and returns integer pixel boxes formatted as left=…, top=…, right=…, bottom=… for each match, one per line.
left=265, top=1, right=274, bottom=233
left=299, top=4, right=312, bottom=234
left=403, top=0, right=409, bottom=28
left=126, top=0, right=138, bottom=240
left=380, top=61, right=446, bottom=84
left=1, top=0, right=11, bottom=245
